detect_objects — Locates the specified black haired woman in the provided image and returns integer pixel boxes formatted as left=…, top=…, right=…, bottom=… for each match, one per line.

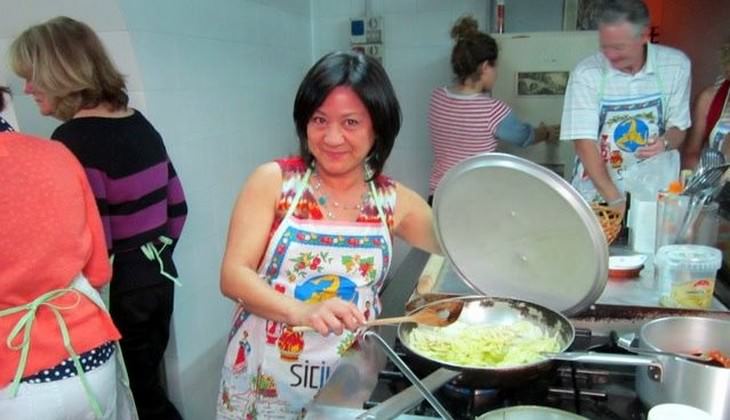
left=216, top=51, right=440, bottom=419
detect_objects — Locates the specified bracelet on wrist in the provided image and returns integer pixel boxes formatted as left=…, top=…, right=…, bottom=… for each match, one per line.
left=607, top=196, right=626, bottom=206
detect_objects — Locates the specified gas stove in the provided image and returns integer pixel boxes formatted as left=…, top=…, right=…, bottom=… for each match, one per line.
left=362, top=329, right=646, bottom=419
left=305, top=249, right=730, bottom=419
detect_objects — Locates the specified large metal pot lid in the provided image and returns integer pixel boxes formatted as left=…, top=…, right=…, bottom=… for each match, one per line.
left=432, top=153, right=608, bottom=316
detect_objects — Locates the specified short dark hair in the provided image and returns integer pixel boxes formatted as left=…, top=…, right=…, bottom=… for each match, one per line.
left=0, top=86, right=9, bottom=112
left=293, top=51, right=401, bottom=180
left=597, top=0, right=650, bottom=35
left=450, top=15, right=498, bottom=84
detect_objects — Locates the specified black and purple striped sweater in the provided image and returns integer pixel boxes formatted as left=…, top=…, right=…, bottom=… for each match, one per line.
left=51, top=110, right=187, bottom=256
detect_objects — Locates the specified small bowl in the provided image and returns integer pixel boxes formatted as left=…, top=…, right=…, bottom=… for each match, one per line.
left=608, top=254, right=647, bottom=279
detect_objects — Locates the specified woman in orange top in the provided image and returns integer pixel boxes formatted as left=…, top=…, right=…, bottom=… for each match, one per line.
left=0, top=86, right=136, bottom=419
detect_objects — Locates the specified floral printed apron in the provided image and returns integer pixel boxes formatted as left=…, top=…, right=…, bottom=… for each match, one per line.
left=217, top=168, right=392, bottom=419
left=572, top=69, right=666, bottom=203
left=708, top=85, right=730, bottom=152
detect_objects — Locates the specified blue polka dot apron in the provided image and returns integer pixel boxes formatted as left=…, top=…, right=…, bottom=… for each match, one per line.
left=216, top=167, right=392, bottom=419
left=0, top=274, right=138, bottom=420
left=571, top=69, right=666, bottom=202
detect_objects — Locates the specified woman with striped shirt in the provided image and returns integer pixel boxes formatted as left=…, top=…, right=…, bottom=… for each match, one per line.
left=428, top=16, right=555, bottom=200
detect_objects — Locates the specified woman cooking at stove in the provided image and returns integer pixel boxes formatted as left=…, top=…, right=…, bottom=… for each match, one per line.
left=428, top=15, right=557, bottom=202
left=216, top=51, right=440, bottom=419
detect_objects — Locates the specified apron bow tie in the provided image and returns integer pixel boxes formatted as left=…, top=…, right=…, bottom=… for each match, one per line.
left=1, top=286, right=104, bottom=418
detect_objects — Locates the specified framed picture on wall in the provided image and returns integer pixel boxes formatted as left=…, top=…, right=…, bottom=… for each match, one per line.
left=516, top=71, right=569, bottom=96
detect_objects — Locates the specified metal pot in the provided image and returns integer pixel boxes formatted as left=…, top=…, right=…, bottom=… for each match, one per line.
left=636, top=316, right=730, bottom=419
left=477, top=405, right=588, bottom=420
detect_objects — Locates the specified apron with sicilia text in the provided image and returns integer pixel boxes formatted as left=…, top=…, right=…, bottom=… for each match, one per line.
left=572, top=69, right=666, bottom=203
left=216, top=168, right=392, bottom=419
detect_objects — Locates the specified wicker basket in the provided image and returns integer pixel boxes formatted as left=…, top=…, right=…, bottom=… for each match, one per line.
left=591, top=204, right=623, bottom=245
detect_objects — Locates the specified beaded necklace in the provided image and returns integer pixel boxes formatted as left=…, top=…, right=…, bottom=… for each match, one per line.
left=310, top=172, right=370, bottom=220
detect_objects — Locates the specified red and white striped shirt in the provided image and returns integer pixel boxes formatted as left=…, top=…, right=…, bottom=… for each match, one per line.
left=428, top=86, right=511, bottom=193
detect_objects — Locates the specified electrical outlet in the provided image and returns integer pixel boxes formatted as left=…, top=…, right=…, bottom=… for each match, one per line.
left=352, top=43, right=383, bottom=64
left=365, top=16, right=383, bottom=43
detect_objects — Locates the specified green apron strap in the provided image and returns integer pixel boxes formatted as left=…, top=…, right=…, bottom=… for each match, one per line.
left=140, top=236, right=181, bottom=286
left=70, top=276, right=138, bottom=419
left=0, top=287, right=104, bottom=418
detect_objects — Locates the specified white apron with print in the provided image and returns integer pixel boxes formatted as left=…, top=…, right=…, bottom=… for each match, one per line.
left=572, top=74, right=665, bottom=203
left=216, top=170, right=392, bottom=420
left=708, top=84, right=730, bottom=152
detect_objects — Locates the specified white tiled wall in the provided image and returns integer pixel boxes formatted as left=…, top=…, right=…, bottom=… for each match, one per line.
left=118, top=1, right=312, bottom=419
left=311, top=0, right=490, bottom=270
left=0, top=1, right=311, bottom=418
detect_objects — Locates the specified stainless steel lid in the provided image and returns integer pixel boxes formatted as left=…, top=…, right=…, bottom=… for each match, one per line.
left=432, top=153, right=608, bottom=315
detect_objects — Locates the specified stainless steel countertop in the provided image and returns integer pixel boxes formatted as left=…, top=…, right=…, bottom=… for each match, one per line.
left=431, top=248, right=728, bottom=311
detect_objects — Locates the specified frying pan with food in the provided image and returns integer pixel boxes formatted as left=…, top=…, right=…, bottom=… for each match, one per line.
left=395, top=296, right=662, bottom=389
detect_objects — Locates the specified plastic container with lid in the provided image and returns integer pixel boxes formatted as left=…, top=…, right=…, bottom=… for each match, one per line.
left=655, top=244, right=722, bottom=309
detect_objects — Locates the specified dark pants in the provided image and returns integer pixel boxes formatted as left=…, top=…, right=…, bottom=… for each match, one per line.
left=110, top=280, right=182, bottom=420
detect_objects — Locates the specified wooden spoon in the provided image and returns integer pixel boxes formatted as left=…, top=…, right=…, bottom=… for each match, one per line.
left=291, top=299, right=464, bottom=332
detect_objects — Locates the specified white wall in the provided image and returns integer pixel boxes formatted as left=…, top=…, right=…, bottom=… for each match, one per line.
left=492, top=0, right=565, bottom=33
left=1, top=1, right=311, bottom=419
left=311, top=0, right=490, bottom=270
left=118, top=1, right=311, bottom=419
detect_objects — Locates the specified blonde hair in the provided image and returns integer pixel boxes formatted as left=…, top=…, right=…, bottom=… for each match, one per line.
left=9, top=16, right=128, bottom=121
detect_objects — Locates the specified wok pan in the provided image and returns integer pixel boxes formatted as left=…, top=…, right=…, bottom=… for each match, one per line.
left=394, top=295, right=663, bottom=389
